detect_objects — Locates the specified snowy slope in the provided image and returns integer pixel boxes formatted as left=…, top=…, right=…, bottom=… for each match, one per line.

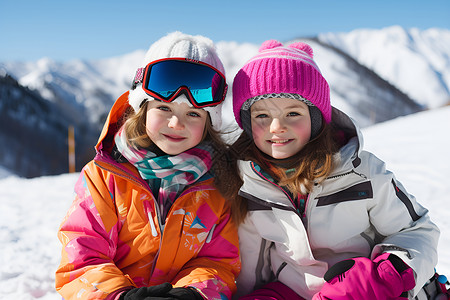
left=319, top=26, right=450, bottom=108
left=0, top=106, right=449, bottom=300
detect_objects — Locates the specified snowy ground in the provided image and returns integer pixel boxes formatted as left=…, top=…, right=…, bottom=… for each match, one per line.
left=0, top=106, right=449, bottom=300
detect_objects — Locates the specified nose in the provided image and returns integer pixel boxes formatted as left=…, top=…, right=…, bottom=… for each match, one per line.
left=168, top=115, right=185, bottom=130
left=269, top=118, right=286, bottom=133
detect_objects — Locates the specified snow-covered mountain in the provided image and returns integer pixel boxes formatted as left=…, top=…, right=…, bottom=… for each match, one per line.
left=0, top=50, right=145, bottom=128
left=1, top=26, right=449, bottom=178
left=318, top=26, right=450, bottom=108
left=0, top=73, right=98, bottom=177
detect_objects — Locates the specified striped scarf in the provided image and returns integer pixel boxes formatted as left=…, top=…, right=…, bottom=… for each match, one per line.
left=114, top=127, right=213, bottom=220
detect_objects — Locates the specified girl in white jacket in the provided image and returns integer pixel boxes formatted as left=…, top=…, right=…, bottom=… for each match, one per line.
left=227, top=39, right=440, bottom=300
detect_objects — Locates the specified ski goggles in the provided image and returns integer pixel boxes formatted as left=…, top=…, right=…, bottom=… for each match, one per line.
left=132, top=58, right=227, bottom=108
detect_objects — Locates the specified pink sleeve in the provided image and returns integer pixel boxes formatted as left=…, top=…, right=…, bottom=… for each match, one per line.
left=56, top=168, right=134, bottom=299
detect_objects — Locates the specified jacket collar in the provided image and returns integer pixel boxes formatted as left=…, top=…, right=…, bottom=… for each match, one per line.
left=329, top=107, right=363, bottom=173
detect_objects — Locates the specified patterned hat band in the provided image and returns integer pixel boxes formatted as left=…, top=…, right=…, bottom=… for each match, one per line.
left=241, top=93, right=315, bottom=111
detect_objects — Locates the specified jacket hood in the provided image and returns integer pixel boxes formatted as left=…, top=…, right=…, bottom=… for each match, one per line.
left=330, top=107, right=365, bottom=172
left=95, top=91, right=131, bottom=156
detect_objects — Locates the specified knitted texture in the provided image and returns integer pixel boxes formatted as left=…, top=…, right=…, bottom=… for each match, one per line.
left=233, top=40, right=331, bottom=128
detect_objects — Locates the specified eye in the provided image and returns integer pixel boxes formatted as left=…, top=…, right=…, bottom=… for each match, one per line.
left=187, top=111, right=201, bottom=117
left=287, top=111, right=301, bottom=117
left=156, top=105, right=171, bottom=112
left=254, top=113, right=269, bottom=118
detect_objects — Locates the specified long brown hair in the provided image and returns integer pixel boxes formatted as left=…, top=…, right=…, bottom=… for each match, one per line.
left=123, top=101, right=152, bottom=149
left=225, top=122, right=340, bottom=224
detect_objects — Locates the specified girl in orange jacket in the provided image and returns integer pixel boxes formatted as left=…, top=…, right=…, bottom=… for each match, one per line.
left=55, top=32, right=240, bottom=300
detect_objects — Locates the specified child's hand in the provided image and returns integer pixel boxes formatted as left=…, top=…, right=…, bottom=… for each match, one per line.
left=163, top=287, right=203, bottom=299
left=313, top=253, right=415, bottom=300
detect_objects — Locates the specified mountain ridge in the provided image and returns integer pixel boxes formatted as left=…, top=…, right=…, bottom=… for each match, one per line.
left=1, top=26, right=448, bottom=177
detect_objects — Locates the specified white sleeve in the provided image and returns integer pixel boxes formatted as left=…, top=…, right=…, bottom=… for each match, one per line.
left=234, top=215, right=271, bottom=299
left=365, top=153, right=440, bottom=295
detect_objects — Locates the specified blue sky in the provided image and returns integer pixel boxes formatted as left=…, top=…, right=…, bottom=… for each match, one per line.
left=1, top=0, right=449, bottom=62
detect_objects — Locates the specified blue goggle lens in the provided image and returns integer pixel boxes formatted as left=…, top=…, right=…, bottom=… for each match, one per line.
left=144, top=60, right=226, bottom=107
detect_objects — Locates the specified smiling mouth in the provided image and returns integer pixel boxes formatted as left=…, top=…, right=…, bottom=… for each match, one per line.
left=269, top=139, right=291, bottom=144
left=164, top=134, right=185, bottom=141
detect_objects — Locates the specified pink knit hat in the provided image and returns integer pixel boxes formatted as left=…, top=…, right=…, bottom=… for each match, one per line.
left=232, top=40, right=331, bottom=129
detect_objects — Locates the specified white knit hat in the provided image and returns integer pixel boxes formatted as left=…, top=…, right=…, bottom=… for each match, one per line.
left=128, top=31, right=226, bottom=129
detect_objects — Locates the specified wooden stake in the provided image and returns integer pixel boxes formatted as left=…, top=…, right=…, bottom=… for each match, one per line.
left=68, top=126, right=76, bottom=173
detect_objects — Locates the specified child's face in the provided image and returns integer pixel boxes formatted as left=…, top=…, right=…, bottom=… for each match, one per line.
left=145, top=100, right=208, bottom=155
left=251, top=98, right=311, bottom=159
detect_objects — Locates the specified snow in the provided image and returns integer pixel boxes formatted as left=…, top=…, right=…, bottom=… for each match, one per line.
left=1, top=106, right=449, bottom=299
left=0, top=173, right=78, bottom=299
left=318, top=26, right=450, bottom=108
left=0, top=166, right=14, bottom=179
left=362, top=106, right=450, bottom=272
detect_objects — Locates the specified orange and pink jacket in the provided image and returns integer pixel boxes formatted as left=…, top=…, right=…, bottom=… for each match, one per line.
left=55, top=92, right=241, bottom=300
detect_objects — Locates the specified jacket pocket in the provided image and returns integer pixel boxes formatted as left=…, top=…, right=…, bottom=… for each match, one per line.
left=316, top=181, right=373, bottom=207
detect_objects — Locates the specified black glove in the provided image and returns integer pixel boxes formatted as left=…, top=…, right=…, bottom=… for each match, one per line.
left=119, top=283, right=173, bottom=300
left=164, top=287, right=203, bottom=300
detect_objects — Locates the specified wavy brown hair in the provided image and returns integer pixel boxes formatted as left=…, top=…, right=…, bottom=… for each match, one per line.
left=122, top=102, right=152, bottom=149
left=224, top=122, right=340, bottom=224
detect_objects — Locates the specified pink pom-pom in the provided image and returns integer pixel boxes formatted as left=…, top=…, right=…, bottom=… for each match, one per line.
left=259, top=40, right=283, bottom=52
left=289, top=42, right=314, bottom=58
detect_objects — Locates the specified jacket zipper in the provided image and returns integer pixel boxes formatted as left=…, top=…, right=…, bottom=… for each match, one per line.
left=326, top=169, right=367, bottom=180
left=250, top=162, right=303, bottom=218
left=148, top=212, right=158, bottom=237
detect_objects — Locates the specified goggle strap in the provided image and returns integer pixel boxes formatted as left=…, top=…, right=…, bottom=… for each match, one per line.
left=131, top=67, right=145, bottom=89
